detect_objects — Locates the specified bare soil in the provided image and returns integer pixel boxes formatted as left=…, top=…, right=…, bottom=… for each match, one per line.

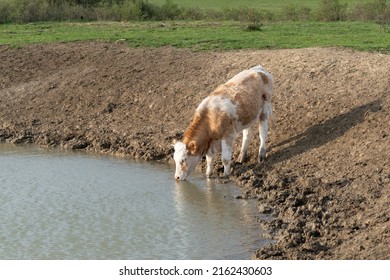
left=1, top=42, right=389, bottom=259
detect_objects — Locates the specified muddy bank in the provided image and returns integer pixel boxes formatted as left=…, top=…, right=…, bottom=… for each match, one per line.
left=1, top=42, right=389, bottom=259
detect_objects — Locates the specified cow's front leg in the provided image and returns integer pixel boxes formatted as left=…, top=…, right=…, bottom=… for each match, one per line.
left=206, top=153, right=214, bottom=178
left=206, top=141, right=220, bottom=178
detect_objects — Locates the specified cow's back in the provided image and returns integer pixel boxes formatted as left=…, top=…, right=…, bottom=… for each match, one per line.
left=194, top=67, right=273, bottom=140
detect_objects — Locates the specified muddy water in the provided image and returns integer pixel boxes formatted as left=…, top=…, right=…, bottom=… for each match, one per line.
left=0, top=143, right=268, bottom=260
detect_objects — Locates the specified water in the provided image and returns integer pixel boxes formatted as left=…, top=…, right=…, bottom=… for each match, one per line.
left=0, top=143, right=267, bottom=260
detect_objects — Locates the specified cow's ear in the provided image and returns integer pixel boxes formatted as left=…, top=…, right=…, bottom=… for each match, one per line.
left=187, top=141, right=197, bottom=155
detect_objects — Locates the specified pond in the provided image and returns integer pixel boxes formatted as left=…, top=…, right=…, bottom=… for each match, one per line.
left=0, top=143, right=269, bottom=259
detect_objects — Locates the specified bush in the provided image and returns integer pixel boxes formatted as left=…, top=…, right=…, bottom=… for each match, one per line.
left=179, top=6, right=205, bottom=20
left=16, top=0, right=47, bottom=22
left=224, top=7, right=275, bottom=22
left=0, top=0, right=13, bottom=23
left=375, top=5, right=390, bottom=32
left=282, top=4, right=312, bottom=21
left=241, top=8, right=264, bottom=31
left=94, top=0, right=184, bottom=21
left=349, top=0, right=389, bottom=21
left=159, top=0, right=181, bottom=20
left=318, top=0, right=347, bottom=21
left=0, top=0, right=388, bottom=24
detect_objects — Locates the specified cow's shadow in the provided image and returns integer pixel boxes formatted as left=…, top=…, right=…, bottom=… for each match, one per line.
left=266, top=99, right=382, bottom=166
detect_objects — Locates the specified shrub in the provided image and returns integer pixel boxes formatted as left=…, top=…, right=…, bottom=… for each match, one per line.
left=17, top=0, right=47, bottom=22
left=224, top=7, right=275, bottom=22
left=116, top=0, right=142, bottom=20
left=282, top=4, right=312, bottom=21
left=318, top=0, right=347, bottom=21
left=0, top=0, right=13, bottom=23
left=243, top=9, right=263, bottom=31
left=1, top=0, right=388, bottom=24
left=349, top=0, right=389, bottom=22
left=159, top=0, right=181, bottom=20
left=44, top=2, right=91, bottom=21
left=179, top=6, right=205, bottom=20
left=375, top=6, right=390, bottom=32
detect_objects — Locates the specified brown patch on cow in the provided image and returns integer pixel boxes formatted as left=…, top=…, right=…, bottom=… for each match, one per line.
left=208, top=73, right=266, bottom=126
left=187, top=140, right=197, bottom=155
left=183, top=107, right=235, bottom=156
left=180, top=161, right=188, bottom=172
left=231, top=75, right=263, bottom=126
left=259, top=111, right=267, bottom=121
left=183, top=109, right=213, bottom=156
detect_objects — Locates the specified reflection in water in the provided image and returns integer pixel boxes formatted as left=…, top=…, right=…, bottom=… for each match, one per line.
left=0, top=143, right=268, bottom=260
left=173, top=180, right=263, bottom=259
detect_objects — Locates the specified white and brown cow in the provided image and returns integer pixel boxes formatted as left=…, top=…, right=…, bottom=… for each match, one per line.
left=174, top=66, right=273, bottom=181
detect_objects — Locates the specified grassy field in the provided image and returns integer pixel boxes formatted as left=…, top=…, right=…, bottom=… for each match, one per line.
left=1, top=21, right=389, bottom=52
left=1, top=0, right=389, bottom=52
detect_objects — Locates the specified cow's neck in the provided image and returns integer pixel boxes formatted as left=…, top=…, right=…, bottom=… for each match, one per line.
left=183, top=112, right=212, bottom=156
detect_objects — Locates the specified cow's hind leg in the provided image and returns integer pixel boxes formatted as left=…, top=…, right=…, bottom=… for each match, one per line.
left=259, top=102, right=271, bottom=162
left=238, top=127, right=253, bottom=163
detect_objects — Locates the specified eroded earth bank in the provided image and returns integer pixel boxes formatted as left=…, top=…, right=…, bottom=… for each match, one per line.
left=1, top=42, right=389, bottom=259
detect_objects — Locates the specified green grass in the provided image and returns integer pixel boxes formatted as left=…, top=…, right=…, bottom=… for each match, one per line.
left=1, top=21, right=389, bottom=52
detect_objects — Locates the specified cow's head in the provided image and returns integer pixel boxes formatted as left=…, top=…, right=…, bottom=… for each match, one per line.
left=173, top=141, right=200, bottom=181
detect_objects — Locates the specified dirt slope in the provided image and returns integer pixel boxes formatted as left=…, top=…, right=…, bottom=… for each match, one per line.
left=0, top=42, right=389, bottom=259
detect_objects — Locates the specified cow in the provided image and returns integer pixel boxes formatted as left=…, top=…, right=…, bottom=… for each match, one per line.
left=174, top=66, right=273, bottom=181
